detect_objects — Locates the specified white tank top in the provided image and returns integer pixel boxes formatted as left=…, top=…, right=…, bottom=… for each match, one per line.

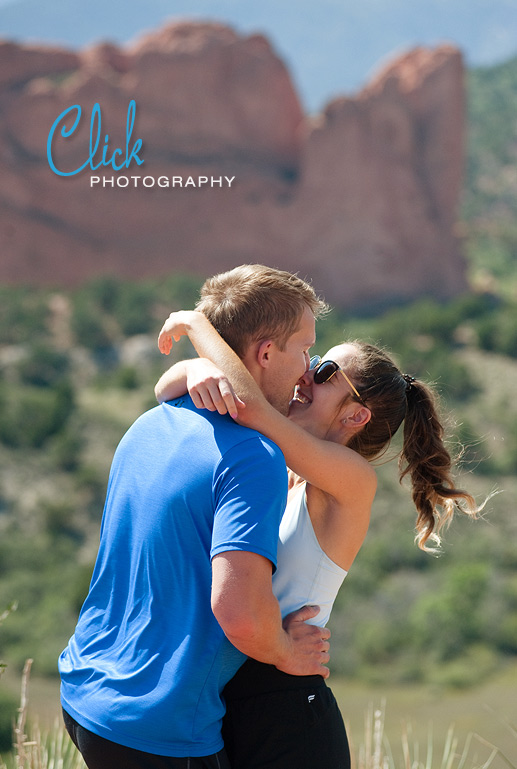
left=272, top=483, right=347, bottom=627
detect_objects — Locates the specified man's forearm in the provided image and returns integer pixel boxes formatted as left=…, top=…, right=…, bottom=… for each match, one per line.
left=213, top=587, right=291, bottom=668
left=211, top=552, right=330, bottom=677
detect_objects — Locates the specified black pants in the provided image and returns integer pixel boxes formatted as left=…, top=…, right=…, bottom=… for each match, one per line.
left=222, top=660, right=351, bottom=769
left=62, top=709, right=230, bottom=769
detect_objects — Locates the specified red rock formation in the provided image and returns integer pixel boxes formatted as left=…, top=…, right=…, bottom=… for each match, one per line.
left=289, top=45, right=467, bottom=304
left=0, top=23, right=467, bottom=308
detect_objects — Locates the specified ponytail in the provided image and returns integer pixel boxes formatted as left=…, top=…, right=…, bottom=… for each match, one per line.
left=343, top=341, right=479, bottom=552
left=400, top=379, right=478, bottom=551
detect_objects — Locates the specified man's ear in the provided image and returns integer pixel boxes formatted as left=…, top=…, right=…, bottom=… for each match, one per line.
left=343, top=406, right=371, bottom=428
left=257, top=340, right=274, bottom=369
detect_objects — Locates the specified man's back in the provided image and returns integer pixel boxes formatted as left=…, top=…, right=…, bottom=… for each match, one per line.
left=59, top=396, right=287, bottom=757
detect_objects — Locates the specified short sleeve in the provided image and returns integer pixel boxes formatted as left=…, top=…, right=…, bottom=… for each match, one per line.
left=211, top=436, right=287, bottom=569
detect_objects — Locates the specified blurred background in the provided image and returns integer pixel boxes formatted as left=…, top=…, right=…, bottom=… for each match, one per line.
left=0, top=1, right=516, bottom=766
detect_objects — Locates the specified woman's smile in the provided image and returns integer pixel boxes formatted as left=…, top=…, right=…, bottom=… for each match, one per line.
left=291, top=385, right=312, bottom=406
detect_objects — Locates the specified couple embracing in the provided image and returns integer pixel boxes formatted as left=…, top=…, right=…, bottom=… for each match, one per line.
left=59, top=264, right=477, bottom=769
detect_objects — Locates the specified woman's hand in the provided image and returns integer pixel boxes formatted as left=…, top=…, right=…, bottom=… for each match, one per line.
left=186, top=359, right=244, bottom=419
left=157, top=310, right=244, bottom=417
left=158, top=311, right=204, bottom=355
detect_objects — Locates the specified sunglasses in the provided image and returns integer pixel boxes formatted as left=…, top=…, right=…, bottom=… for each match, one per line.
left=309, top=355, right=365, bottom=404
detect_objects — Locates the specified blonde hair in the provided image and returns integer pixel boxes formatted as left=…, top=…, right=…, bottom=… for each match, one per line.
left=196, top=264, right=328, bottom=357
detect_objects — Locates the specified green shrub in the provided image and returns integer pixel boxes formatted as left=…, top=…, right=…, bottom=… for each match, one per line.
left=476, top=304, right=517, bottom=357
left=71, top=299, right=114, bottom=352
left=0, top=288, right=50, bottom=346
left=409, top=563, right=490, bottom=661
left=17, top=345, right=70, bottom=388
left=0, top=688, right=17, bottom=753
left=0, top=382, right=74, bottom=449
left=113, top=284, right=156, bottom=336
left=48, top=427, right=84, bottom=472
left=428, top=644, right=499, bottom=688
left=116, top=366, right=139, bottom=390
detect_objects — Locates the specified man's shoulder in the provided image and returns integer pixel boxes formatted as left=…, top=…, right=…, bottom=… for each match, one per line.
left=213, top=412, right=283, bottom=458
left=148, top=396, right=283, bottom=457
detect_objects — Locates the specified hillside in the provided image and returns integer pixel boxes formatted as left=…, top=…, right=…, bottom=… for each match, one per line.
left=462, top=55, right=517, bottom=296
left=0, top=281, right=515, bottom=721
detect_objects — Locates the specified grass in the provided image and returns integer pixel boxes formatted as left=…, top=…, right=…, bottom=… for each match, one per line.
left=0, top=661, right=85, bottom=769
left=1, top=664, right=515, bottom=769
left=334, top=666, right=517, bottom=768
left=349, top=702, right=506, bottom=769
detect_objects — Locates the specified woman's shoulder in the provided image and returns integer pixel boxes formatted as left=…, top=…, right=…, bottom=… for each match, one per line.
left=305, top=474, right=374, bottom=571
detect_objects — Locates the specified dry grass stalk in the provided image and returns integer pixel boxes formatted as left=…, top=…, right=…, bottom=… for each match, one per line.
left=2, top=659, right=85, bottom=769
left=13, top=659, right=36, bottom=769
left=1, top=669, right=514, bottom=769
left=350, top=701, right=513, bottom=769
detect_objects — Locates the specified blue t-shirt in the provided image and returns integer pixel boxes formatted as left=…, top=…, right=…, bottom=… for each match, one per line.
left=59, top=396, right=287, bottom=757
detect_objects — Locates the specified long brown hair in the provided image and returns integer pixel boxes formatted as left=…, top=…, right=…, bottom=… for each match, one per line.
left=343, top=341, right=478, bottom=551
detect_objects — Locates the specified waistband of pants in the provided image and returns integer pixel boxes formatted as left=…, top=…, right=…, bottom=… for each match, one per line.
left=223, top=658, right=327, bottom=700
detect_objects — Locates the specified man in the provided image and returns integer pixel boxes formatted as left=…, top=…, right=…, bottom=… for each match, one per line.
left=59, top=264, right=329, bottom=768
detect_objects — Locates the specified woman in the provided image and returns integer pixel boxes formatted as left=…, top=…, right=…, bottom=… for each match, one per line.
left=155, top=310, right=479, bottom=769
